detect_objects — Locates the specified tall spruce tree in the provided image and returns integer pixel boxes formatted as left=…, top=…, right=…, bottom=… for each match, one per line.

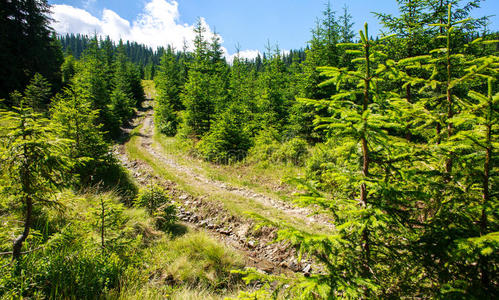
left=339, top=4, right=355, bottom=43
left=182, top=19, right=225, bottom=137
left=453, top=77, right=498, bottom=295
left=73, top=37, right=119, bottom=138
left=0, top=0, right=63, bottom=101
left=255, top=44, right=291, bottom=131
left=23, top=73, right=52, bottom=112
left=110, top=41, right=134, bottom=126
left=238, top=24, right=421, bottom=298
left=155, top=45, right=182, bottom=135
left=61, top=54, right=76, bottom=86
left=50, top=83, right=111, bottom=187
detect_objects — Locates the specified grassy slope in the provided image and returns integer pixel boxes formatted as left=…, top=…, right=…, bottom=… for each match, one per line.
left=0, top=189, right=245, bottom=299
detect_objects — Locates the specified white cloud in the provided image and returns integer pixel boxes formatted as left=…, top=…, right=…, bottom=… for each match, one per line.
left=128, top=0, right=197, bottom=49
left=50, top=0, right=260, bottom=59
left=101, top=9, right=131, bottom=41
left=51, top=0, right=198, bottom=50
left=226, top=49, right=262, bottom=64
left=51, top=4, right=101, bottom=35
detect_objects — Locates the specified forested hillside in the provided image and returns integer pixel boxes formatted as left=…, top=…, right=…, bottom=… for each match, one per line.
left=57, top=34, right=307, bottom=82
left=1, top=0, right=498, bottom=299
left=58, top=33, right=162, bottom=80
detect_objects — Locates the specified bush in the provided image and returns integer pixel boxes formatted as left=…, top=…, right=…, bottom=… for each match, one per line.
left=248, top=130, right=309, bottom=166
left=247, top=128, right=281, bottom=163
left=155, top=203, right=177, bottom=231
left=0, top=203, right=134, bottom=300
left=305, top=138, right=358, bottom=191
left=135, top=184, right=170, bottom=214
left=306, top=143, right=336, bottom=179
left=0, top=240, right=125, bottom=299
left=155, top=102, right=179, bottom=136
left=110, top=89, right=134, bottom=126
left=134, top=184, right=176, bottom=231
left=196, top=106, right=252, bottom=164
left=81, top=156, right=139, bottom=204
left=273, top=137, right=308, bottom=166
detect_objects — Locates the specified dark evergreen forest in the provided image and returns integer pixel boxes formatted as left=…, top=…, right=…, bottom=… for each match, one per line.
left=57, top=34, right=307, bottom=81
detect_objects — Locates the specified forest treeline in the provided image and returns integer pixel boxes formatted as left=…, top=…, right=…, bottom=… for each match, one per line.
left=0, top=0, right=498, bottom=298
left=57, top=34, right=307, bottom=83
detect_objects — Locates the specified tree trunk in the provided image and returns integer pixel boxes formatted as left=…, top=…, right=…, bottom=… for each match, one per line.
left=445, top=58, right=453, bottom=174
left=12, top=196, right=32, bottom=260
left=101, top=198, right=105, bottom=249
left=361, top=41, right=371, bottom=275
left=13, top=112, right=32, bottom=261
left=480, top=122, right=491, bottom=290
left=445, top=15, right=453, bottom=176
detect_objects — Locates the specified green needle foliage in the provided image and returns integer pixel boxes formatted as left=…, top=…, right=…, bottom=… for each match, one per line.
left=89, top=194, right=128, bottom=250
left=0, top=95, right=70, bottom=260
left=196, top=104, right=252, bottom=164
left=238, top=24, right=419, bottom=298
left=392, top=6, right=499, bottom=295
left=182, top=19, right=228, bottom=137
left=452, top=77, right=499, bottom=293
left=155, top=45, right=183, bottom=136
left=50, top=84, right=110, bottom=187
left=2, top=1, right=498, bottom=298
left=256, top=46, right=291, bottom=131
left=23, top=73, right=52, bottom=112
left=236, top=5, right=498, bottom=298
left=110, top=42, right=135, bottom=126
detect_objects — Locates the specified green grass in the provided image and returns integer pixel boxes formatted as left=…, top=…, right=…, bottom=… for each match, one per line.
left=114, top=231, right=245, bottom=299
left=0, top=188, right=248, bottom=299
left=154, top=131, right=303, bottom=203
left=142, top=80, right=157, bottom=99
left=115, top=285, right=240, bottom=300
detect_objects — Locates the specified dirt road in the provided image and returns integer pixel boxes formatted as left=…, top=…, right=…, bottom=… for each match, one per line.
left=116, top=101, right=330, bottom=274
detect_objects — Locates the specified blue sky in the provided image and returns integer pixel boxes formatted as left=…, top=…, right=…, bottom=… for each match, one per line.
left=48, top=0, right=498, bottom=58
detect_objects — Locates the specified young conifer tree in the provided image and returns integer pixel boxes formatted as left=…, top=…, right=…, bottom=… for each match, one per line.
left=256, top=44, right=290, bottom=131
left=238, top=24, right=416, bottom=298
left=110, top=41, right=134, bottom=126
left=156, top=45, right=183, bottom=111
left=396, top=4, right=498, bottom=295
left=50, top=83, right=110, bottom=186
left=207, top=32, right=229, bottom=114
left=228, top=49, right=258, bottom=131
left=376, top=0, right=433, bottom=137
left=339, top=4, right=355, bottom=43
left=154, top=46, right=181, bottom=136
left=0, top=92, right=69, bottom=260
left=453, top=76, right=499, bottom=294
left=61, top=54, right=76, bottom=86
left=182, top=19, right=215, bottom=137
left=23, top=73, right=52, bottom=112
left=74, top=37, right=119, bottom=138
